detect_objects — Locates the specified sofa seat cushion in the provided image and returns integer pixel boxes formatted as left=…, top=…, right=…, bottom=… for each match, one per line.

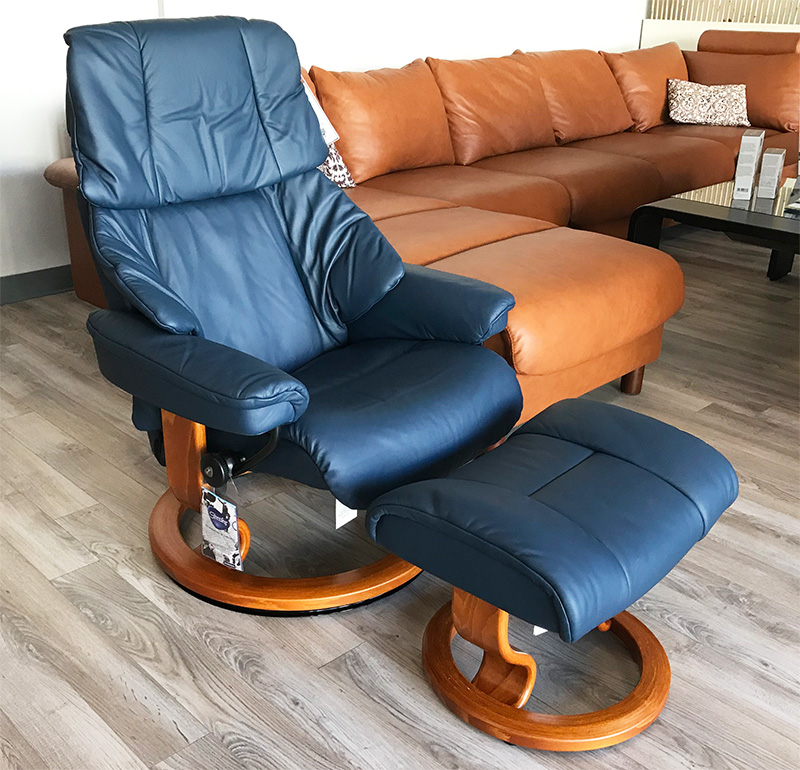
left=309, top=60, right=455, bottom=183
left=473, top=147, right=662, bottom=226
left=373, top=207, right=555, bottom=266
left=684, top=51, right=800, bottom=132
left=427, top=54, right=555, bottom=164
left=601, top=43, right=688, bottom=132
left=644, top=124, right=799, bottom=160
left=516, top=50, right=633, bottom=143
left=565, top=132, right=735, bottom=196
left=430, top=227, right=684, bottom=375
left=344, top=187, right=456, bottom=221
left=367, top=399, right=737, bottom=643
left=361, top=165, right=571, bottom=225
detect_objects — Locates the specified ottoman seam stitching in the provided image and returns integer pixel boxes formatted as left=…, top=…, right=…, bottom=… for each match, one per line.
left=521, top=430, right=709, bottom=536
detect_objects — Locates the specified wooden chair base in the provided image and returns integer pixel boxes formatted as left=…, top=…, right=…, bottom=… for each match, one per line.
left=149, top=489, right=421, bottom=613
left=422, top=591, right=671, bottom=752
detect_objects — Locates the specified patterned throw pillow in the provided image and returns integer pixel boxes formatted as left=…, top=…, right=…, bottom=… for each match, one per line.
left=667, top=79, right=750, bottom=127
left=319, top=144, right=355, bottom=188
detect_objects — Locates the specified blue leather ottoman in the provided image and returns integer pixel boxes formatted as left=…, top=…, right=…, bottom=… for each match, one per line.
left=366, top=399, right=738, bottom=751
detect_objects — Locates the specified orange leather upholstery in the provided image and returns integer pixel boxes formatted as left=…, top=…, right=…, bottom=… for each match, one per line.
left=474, top=147, right=663, bottom=226
left=698, top=29, right=800, bottom=55
left=373, top=207, right=555, bottom=266
left=515, top=50, right=632, bottom=143
left=427, top=54, right=555, bottom=164
left=310, top=60, right=454, bottom=182
left=430, top=228, right=684, bottom=376
left=566, top=132, right=735, bottom=196
left=514, top=329, right=664, bottom=421
left=684, top=51, right=800, bottom=132
left=645, top=123, right=799, bottom=159
left=43, top=157, right=80, bottom=189
left=602, top=43, right=688, bottom=132
left=361, top=165, right=571, bottom=225
left=344, top=187, right=456, bottom=220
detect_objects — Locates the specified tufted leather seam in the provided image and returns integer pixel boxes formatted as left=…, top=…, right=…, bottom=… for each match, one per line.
left=291, top=340, right=424, bottom=398
left=527, top=427, right=710, bottom=537
left=237, top=25, right=282, bottom=179
left=372, top=504, right=574, bottom=640
left=524, top=452, right=635, bottom=601
left=414, top=229, right=554, bottom=269
left=129, top=23, right=162, bottom=205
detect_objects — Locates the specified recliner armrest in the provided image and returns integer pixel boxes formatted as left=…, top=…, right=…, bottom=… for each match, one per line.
left=87, top=310, right=309, bottom=435
left=347, top=264, right=515, bottom=345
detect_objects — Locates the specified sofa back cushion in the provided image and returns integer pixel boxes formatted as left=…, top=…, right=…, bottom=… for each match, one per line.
left=684, top=51, right=800, bottom=132
left=426, top=54, right=555, bottom=164
left=602, top=43, right=688, bottom=132
left=517, top=49, right=632, bottom=143
left=310, top=60, right=455, bottom=183
left=698, top=29, right=800, bottom=55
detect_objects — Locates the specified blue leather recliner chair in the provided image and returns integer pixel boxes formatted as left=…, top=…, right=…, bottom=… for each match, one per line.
left=66, top=17, right=523, bottom=611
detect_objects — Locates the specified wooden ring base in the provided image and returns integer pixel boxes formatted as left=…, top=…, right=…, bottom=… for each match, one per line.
left=422, top=601, right=671, bottom=751
left=149, top=489, right=421, bottom=613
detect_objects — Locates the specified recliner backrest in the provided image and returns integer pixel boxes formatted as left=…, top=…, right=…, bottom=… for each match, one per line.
left=67, top=17, right=403, bottom=370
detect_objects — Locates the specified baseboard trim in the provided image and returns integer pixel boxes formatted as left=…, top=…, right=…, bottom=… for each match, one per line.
left=0, top=265, right=73, bottom=305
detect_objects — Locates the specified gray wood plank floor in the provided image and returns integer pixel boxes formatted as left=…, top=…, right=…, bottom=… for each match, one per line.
left=1, top=228, right=797, bottom=770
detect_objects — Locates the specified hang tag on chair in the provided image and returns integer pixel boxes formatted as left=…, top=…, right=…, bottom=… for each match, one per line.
left=201, top=485, right=244, bottom=571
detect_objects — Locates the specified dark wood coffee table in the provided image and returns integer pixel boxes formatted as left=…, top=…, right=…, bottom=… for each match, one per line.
left=628, top=178, right=799, bottom=280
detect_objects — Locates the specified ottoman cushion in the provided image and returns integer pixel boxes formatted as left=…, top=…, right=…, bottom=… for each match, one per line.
left=367, top=399, right=738, bottom=643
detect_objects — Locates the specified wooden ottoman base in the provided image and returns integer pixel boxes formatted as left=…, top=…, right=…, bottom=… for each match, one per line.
left=422, top=589, right=671, bottom=752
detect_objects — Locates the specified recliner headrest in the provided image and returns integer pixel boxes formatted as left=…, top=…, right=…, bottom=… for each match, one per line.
left=66, top=17, right=328, bottom=209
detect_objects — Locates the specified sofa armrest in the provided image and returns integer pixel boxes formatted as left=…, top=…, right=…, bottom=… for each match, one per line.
left=347, top=263, right=514, bottom=345
left=87, top=310, right=309, bottom=435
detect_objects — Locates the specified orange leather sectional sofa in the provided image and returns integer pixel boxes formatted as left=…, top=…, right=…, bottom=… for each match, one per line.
left=46, top=30, right=799, bottom=421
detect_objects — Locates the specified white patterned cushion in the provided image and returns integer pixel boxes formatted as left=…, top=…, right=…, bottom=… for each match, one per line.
left=668, top=79, right=750, bottom=127
left=318, top=143, right=356, bottom=188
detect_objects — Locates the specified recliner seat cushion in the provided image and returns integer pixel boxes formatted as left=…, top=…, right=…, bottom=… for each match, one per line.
left=473, top=146, right=662, bottom=226
left=367, top=399, right=738, bottom=643
left=516, top=50, right=633, bottom=143
left=427, top=54, right=555, bottom=164
left=309, top=60, right=455, bottom=183
left=565, top=132, right=735, bottom=196
left=429, top=228, right=684, bottom=376
left=601, top=43, right=689, bottom=132
left=257, top=338, right=523, bottom=508
left=683, top=51, right=800, bottom=132
left=362, top=165, right=571, bottom=225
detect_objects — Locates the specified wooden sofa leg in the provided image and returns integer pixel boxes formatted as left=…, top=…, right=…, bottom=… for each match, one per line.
left=620, top=365, right=645, bottom=395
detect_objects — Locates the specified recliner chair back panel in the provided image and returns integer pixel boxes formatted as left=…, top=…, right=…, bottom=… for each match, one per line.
left=66, top=17, right=325, bottom=208
left=68, top=17, right=405, bottom=371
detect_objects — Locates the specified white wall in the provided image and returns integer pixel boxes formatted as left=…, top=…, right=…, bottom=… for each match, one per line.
left=0, top=1, right=160, bottom=278
left=0, top=0, right=648, bottom=279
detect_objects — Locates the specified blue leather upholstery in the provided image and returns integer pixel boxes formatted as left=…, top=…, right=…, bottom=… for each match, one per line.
left=349, top=265, right=513, bottom=345
left=87, top=310, right=309, bottom=436
left=367, top=399, right=738, bottom=642
left=70, top=17, right=522, bottom=507
left=66, top=17, right=327, bottom=209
